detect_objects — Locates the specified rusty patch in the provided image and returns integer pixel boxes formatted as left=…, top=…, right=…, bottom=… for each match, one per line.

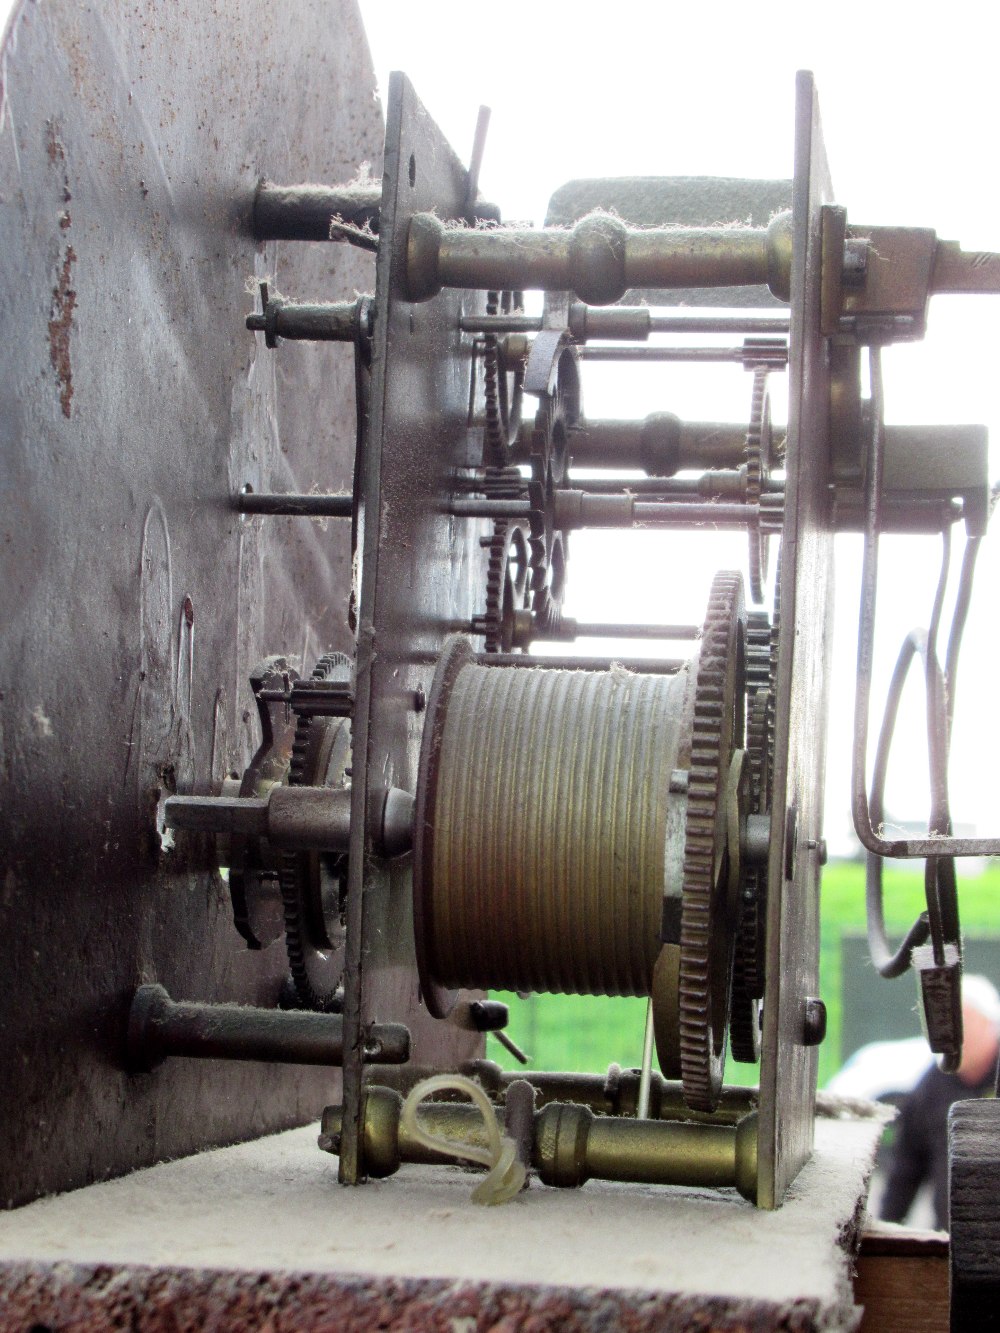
left=45, top=120, right=65, bottom=166
left=48, top=246, right=77, bottom=418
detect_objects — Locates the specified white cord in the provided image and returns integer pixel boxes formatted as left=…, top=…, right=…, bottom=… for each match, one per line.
left=399, top=1073, right=526, bottom=1205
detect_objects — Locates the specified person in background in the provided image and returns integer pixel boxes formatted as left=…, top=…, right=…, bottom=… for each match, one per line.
left=880, top=973, right=1000, bottom=1231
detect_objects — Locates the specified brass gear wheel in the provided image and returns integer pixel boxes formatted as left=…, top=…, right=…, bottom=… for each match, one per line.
left=678, top=571, right=747, bottom=1110
left=280, top=652, right=352, bottom=1010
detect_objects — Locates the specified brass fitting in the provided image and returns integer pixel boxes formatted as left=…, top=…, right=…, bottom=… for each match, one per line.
left=406, top=210, right=793, bottom=307
left=534, top=1101, right=758, bottom=1204
left=325, top=1086, right=758, bottom=1204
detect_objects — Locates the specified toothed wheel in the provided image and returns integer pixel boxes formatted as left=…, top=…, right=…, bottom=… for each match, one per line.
left=767, top=550, right=781, bottom=780
left=744, top=367, right=772, bottom=605
left=733, top=688, right=771, bottom=1028
left=526, top=346, right=579, bottom=624
left=280, top=652, right=352, bottom=1010
left=678, top=571, right=747, bottom=1111
left=728, top=966, right=762, bottom=1063
left=481, top=519, right=531, bottom=653
left=482, top=290, right=524, bottom=468
left=746, top=610, right=771, bottom=696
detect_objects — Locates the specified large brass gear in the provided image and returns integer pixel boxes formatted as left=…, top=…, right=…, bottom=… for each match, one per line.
left=678, top=571, right=747, bottom=1110
left=279, top=652, right=352, bottom=1010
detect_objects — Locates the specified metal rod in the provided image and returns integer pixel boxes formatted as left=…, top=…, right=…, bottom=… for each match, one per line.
left=636, top=999, right=655, bottom=1120
left=463, top=105, right=491, bottom=218
left=127, top=983, right=410, bottom=1071
left=253, top=181, right=381, bottom=241
left=589, top=309, right=789, bottom=338
left=494, top=1030, right=530, bottom=1065
left=377, top=1060, right=758, bottom=1126
left=451, top=492, right=764, bottom=531
left=633, top=500, right=753, bottom=527
left=570, top=475, right=751, bottom=498
left=164, top=787, right=354, bottom=852
left=562, top=621, right=700, bottom=641
left=561, top=415, right=751, bottom=474
left=236, top=491, right=353, bottom=517
left=576, top=344, right=787, bottom=365
left=459, top=308, right=791, bottom=338
left=468, top=618, right=699, bottom=643
left=449, top=497, right=531, bottom=519
left=246, top=298, right=371, bottom=343
left=477, top=653, right=685, bottom=673
left=460, top=313, right=541, bottom=334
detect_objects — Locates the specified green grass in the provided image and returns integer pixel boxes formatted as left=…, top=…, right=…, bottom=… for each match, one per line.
left=487, top=860, right=1000, bottom=1089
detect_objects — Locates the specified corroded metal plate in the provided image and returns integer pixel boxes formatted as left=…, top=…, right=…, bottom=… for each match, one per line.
left=0, top=0, right=380, bottom=1205
left=756, top=71, right=835, bottom=1208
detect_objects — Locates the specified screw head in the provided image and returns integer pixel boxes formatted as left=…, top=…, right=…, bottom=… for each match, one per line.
left=802, top=997, right=827, bottom=1047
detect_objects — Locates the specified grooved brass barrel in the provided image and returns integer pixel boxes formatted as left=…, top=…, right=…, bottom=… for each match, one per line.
left=413, top=638, right=693, bottom=1014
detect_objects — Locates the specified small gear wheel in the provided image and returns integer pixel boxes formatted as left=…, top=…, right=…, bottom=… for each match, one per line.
left=526, top=347, right=579, bottom=623
left=481, top=518, right=532, bottom=653
left=767, top=548, right=782, bottom=780
left=482, top=290, right=524, bottom=468
left=745, top=609, right=772, bottom=697
left=728, top=967, right=762, bottom=1064
left=678, top=571, right=747, bottom=1111
left=744, top=366, right=773, bottom=605
left=280, top=652, right=352, bottom=1010
left=480, top=466, right=526, bottom=500
left=741, top=688, right=772, bottom=1001
left=729, top=688, right=771, bottom=1062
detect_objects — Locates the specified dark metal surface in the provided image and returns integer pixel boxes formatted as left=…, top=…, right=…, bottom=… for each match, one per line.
left=948, top=1098, right=1000, bottom=1329
left=235, top=491, right=354, bottom=517
left=339, top=74, right=489, bottom=1183
left=756, top=72, right=835, bottom=1209
left=0, top=0, right=380, bottom=1206
left=253, top=181, right=382, bottom=241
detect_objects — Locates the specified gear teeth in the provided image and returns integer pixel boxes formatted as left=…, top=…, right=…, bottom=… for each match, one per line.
left=746, top=610, right=771, bottom=695
left=728, top=952, right=762, bottom=1063
left=482, top=291, right=506, bottom=466
left=280, top=652, right=351, bottom=1011
left=525, top=349, right=578, bottom=620
left=481, top=467, right=525, bottom=500
left=767, top=551, right=781, bottom=780
left=678, top=572, right=746, bottom=1112
left=481, top=291, right=524, bottom=468
left=744, top=367, right=771, bottom=604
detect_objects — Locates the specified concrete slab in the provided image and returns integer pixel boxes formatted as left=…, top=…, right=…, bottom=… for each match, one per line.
left=0, top=1103, right=884, bottom=1330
